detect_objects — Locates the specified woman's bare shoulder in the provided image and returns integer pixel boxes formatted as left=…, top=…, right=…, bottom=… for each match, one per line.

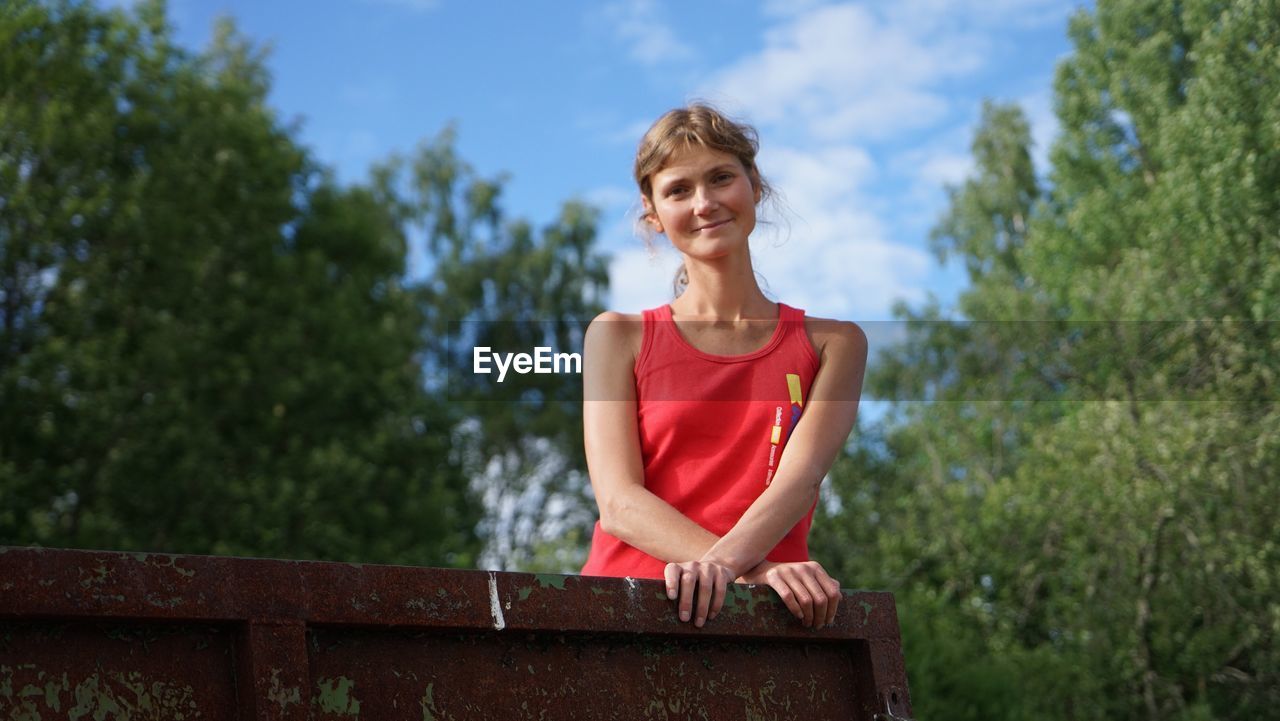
left=585, top=310, right=645, bottom=359
left=802, top=315, right=868, bottom=360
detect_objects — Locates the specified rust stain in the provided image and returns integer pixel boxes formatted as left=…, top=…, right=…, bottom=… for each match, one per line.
left=1, top=548, right=914, bottom=719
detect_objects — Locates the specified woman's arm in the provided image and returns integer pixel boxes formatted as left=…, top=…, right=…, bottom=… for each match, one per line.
left=582, top=312, right=722, bottom=559
left=585, top=312, right=742, bottom=628
left=693, top=320, right=867, bottom=629
left=701, top=319, right=869, bottom=576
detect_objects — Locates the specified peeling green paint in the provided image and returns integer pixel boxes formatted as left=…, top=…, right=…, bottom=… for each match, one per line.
left=3, top=665, right=204, bottom=720
left=858, top=600, right=873, bottom=625
left=316, top=676, right=361, bottom=716
left=267, top=668, right=301, bottom=711
left=719, top=585, right=765, bottom=617
left=145, top=555, right=196, bottom=578
left=43, top=673, right=68, bottom=711
left=420, top=682, right=442, bottom=721
left=78, top=565, right=109, bottom=589
left=533, top=574, right=567, bottom=590
left=517, top=587, right=533, bottom=602
left=145, top=594, right=184, bottom=609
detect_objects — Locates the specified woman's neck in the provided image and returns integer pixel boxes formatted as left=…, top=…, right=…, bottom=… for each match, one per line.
left=672, top=254, right=774, bottom=321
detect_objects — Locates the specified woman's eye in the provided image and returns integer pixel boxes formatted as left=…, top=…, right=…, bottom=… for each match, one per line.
left=714, top=173, right=733, bottom=183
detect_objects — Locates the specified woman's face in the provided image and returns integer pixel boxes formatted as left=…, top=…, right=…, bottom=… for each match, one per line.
left=644, top=146, right=761, bottom=263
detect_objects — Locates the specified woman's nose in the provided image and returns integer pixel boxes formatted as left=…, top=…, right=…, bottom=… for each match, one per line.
left=693, top=187, right=718, bottom=214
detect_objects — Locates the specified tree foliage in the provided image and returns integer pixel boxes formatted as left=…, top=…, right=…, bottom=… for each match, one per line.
left=0, top=0, right=483, bottom=565
left=369, top=128, right=610, bottom=570
left=813, top=1, right=1279, bottom=718
left=1, top=0, right=610, bottom=573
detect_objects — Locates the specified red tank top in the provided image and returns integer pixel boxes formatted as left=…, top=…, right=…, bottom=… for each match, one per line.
left=580, top=302, right=821, bottom=579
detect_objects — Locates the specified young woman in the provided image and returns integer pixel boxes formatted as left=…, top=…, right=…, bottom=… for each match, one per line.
left=580, top=103, right=867, bottom=631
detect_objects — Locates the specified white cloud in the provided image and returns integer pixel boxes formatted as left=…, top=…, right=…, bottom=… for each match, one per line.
left=582, top=184, right=636, bottom=212
left=586, top=183, right=666, bottom=311
left=601, top=0, right=694, bottom=67
left=917, top=152, right=974, bottom=188
left=709, top=3, right=983, bottom=142
left=889, top=120, right=976, bottom=205
left=760, top=144, right=876, bottom=210
left=762, top=0, right=830, bottom=18
left=753, top=224, right=931, bottom=321
left=751, top=144, right=931, bottom=319
left=607, top=246, right=684, bottom=311
left=600, top=1, right=1075, bottom=319
left=607, top=118, right=658, bottom=147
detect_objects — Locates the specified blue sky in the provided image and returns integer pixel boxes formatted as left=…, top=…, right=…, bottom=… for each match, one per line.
left=135, top=0, right=1086, bottom=322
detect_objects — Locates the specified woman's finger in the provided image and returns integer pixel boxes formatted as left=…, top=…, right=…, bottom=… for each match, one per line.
left=801, top=562, right=842, bottom=627
left=778, top=566, right=815, bottom=626
left=765, top=567, right=803, bottom=621
left=694, top=566, right=716, bottom=627
left=664, top=563, right=681, bottom=601
left=709, top=570, right=729, bottom=622
left=823, top=575, right=842, bottom=627
left=795, top=567, right=828, bottom=629
left=678, top=565, right=698, bottom=622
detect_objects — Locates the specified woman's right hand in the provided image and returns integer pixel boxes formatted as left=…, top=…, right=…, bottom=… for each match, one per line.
left=664, top=560, right=735, bottom=628
left=738, top=560, right=842, bottom=629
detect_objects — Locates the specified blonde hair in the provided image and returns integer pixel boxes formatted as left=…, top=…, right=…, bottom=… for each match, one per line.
left=634, top=103, right=775, bottom=296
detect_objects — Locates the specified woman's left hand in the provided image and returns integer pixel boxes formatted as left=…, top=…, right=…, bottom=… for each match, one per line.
left=738, top=560, right=842, bottom=629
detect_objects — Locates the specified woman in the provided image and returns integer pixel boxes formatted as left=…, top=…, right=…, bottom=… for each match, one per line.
left=580, top=103, right=867, bottom=631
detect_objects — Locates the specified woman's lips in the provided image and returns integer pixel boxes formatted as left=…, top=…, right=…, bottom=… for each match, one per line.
left=698, top=219, right=730, bottom=231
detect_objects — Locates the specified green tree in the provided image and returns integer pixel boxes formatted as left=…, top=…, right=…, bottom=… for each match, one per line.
left=814, top=1, right=1279, bottom=718
left=1, top=0, right=479, bottom=565
left=369, top=127, right=610, bottom=570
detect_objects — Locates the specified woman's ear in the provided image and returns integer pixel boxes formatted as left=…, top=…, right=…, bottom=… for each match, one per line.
left=642, top=197, right=664, bottom=234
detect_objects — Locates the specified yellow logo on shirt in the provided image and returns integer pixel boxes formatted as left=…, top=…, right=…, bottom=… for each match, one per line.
left=766, top=374, right=805, bottom=486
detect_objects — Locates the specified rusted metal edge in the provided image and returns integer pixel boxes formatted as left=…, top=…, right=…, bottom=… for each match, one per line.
left=0, top=546, right=903, bottom=642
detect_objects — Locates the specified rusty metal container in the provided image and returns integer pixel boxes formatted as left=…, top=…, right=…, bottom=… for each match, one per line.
left=0, top=547, right=913, bottom=719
